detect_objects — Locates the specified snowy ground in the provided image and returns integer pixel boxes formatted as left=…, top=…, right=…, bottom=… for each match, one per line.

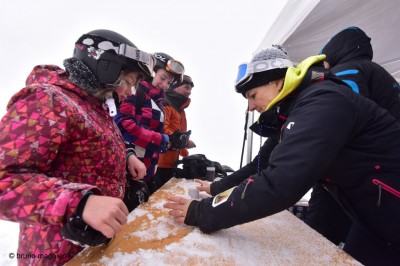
left=0, top=220, right=18, bottom=266
left=0, top=190, right=311, bottom=266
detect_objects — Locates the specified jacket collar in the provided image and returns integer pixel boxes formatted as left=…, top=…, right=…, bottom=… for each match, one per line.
left=164, top=91, right=191, bottom=111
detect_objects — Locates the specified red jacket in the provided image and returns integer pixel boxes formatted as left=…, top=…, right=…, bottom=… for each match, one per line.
left=0, top=65, right=126, bottom=265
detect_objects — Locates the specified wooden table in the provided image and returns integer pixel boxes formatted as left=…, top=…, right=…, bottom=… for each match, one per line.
left=66, top=178, right=361, bottom=266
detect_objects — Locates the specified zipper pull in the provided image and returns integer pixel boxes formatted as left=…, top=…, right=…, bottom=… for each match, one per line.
left=377, top=184, right=382, bottom=207
left=241, top=178, right=254, bottom=199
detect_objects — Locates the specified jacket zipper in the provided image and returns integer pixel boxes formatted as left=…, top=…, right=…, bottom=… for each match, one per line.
left=372, top=179, right=400, bottom=207
left=241, top=178, right=254, bottom=199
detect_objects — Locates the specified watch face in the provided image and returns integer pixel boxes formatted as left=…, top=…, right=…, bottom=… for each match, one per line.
left=212, top=186, right=237, bottom=207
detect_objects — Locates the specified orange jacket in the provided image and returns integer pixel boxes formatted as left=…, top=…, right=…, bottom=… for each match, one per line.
left=158, top=92, right=191, bottom=168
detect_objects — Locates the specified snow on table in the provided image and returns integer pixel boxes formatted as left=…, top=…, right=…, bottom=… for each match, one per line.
left=66, top=178, right=362, bottom=266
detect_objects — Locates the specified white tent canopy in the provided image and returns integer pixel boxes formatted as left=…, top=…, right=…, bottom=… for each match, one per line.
left=255, top=0, right=400, bottom=80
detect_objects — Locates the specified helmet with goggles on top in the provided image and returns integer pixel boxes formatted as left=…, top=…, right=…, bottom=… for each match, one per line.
left=153, top=52, right=185, bottom=82
left=72, top=29, right=155, bottom=87
left=64, top=29, right=156, bottom=117
left=235, top=44, right=293, bottom=97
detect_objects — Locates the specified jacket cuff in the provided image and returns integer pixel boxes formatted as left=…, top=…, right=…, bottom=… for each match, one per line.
left=75, top=191, right=94, bottom=218
left=184, top=200, right=200, bottom=226
left=210, top=182, right=219, bottom=196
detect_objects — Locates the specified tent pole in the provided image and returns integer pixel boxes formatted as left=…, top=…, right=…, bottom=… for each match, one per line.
left=245, top=111, right=254, bottom=165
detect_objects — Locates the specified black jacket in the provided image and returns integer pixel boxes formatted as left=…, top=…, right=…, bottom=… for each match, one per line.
left=185, top=72, right=400, bottom=246
left=210, top=136, right=278, bottom=196
left=321, top=26, right=400, bottom=120
left=330, top=60, right=400, bottom=120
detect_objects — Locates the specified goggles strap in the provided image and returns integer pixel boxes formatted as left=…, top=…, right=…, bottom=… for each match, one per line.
left=118, top=44, right=154, bottom=66
left=247, top=58, right=293, bottom=75
left=236, top=58, right=293, bottom=88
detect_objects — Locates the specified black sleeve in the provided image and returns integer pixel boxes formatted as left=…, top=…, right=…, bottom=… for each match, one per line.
left=367, top=63, right=400, bottom=119
left=332, top=61, right=400, bottom=120
left=185, top=85, right=357, bottom=233
left=210, top=135, right=279, bottom=196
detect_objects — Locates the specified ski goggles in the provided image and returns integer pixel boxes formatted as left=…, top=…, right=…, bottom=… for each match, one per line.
left=166, top=59, right=185, bottom=75
left=235, top=58, right=293, bottom=89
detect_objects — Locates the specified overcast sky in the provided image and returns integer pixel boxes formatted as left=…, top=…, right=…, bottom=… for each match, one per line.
left=0, top=0, right=288, bottom=170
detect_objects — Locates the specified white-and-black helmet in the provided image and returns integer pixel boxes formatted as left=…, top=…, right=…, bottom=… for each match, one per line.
left=73, top=29, right=155, bottom=85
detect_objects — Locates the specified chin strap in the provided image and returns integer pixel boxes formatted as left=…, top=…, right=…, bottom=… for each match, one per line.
left=103, top=91, right=117, bottom=117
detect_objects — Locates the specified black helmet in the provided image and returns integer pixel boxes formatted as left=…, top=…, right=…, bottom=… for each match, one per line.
left=153, top=52, right=185, bottom=82
left=73, top=29, right=155, bottom=85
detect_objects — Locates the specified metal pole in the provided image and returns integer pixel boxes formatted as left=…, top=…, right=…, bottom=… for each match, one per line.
left=245, top=111, right=254, bottom=164
left=239, top=109, right=249, bottom=169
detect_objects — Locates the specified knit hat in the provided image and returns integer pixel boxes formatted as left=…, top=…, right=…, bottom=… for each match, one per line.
left=235, top=45, right=292, bottom=96
left=170, top=75, right=194, bottom=90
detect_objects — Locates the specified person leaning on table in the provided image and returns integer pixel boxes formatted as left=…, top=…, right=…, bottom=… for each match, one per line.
left=164, top=46, right=400, bottom=265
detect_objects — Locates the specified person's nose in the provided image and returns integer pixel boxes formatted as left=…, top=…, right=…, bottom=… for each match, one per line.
left=248, top=100, right=256, bottom=111
left=125, top=88, right=133, bottom=97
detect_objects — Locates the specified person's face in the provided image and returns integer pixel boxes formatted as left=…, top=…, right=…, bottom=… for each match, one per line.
left=115, top=71, right=142, bottom=102
left=152, top=69, right=174, bottom=90
left=173, top=84, right=192, bottom=97
left=245, top=80, right=283, bottom=113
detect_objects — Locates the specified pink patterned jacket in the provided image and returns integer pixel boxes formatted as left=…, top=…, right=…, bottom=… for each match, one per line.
left=0, top=65, right=126, bottom=265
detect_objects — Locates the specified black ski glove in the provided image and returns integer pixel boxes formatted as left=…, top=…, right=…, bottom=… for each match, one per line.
left=170, top=130, right=191, bottom=150
left=61, top=192, right=112, bottom=247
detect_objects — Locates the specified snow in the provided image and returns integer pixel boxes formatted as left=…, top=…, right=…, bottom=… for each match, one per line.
left=66, top=179, right=360, bottom=266
left=0, top=179, right=314, bottom=266
left=0, top=179, right=315, bottom=266
left=0, top=220, right=19, bottom=266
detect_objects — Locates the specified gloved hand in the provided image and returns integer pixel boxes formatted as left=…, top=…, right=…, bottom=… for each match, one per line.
left=61, top=213, right=112, bottom=247
left=159, top=134, right=170, bottom=153
left=61, top=193, right=112, bottom=247
left=123, top=176, right=150, bottom=212
left=170, top=130, right=191, bottom=150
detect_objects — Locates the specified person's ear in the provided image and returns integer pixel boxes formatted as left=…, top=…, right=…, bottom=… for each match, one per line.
left=276, top=79, right=284, bottom=92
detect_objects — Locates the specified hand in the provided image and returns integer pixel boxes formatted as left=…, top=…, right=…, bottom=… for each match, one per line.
left=82, top=195, right=129, bottom=238
left=127, top=154, right=146, bottom=180
left=186, top=139, right=196, bottom=149
left=194, top=179, right=211, bottom=195
left=163, top=195, right=192, bottom=223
